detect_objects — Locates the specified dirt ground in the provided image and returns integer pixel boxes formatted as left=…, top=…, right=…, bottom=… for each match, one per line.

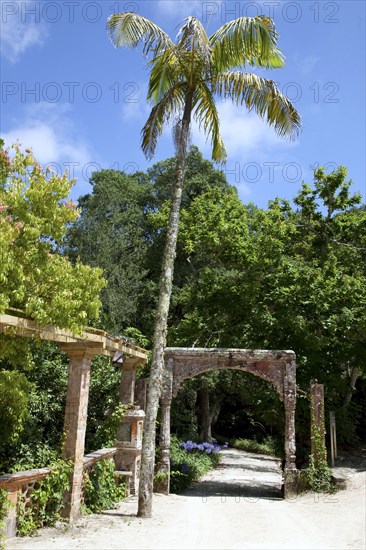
left=7, top=449, right=366, bottom=550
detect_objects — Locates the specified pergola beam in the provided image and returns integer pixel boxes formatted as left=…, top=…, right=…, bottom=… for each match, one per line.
left=0, top=311, right=148, bottom=361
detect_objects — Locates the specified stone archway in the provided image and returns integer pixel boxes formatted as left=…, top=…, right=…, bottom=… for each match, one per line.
left=156, top=348, right=297, bottom=498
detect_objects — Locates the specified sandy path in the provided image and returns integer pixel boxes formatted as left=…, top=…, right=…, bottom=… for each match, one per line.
left=7, top=449, right=366, bottom=550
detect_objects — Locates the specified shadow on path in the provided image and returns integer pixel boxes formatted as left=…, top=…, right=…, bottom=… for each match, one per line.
left=184, top=448, right=283, bottom=501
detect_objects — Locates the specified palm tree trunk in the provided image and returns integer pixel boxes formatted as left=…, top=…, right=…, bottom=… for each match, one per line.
left=138, top=97, right=193, bottom=518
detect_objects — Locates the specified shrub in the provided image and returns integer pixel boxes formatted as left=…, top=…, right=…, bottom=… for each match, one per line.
left=17, top=460, right=72, bottom=536
left=169, top=436, right=224, bottom=493
left=83, top=458, right=126, bottom=513
left=231, top=436, right=283, bottom=457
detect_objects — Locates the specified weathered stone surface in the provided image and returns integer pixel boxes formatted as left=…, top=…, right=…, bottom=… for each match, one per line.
left=311, top=383, right=326, bottom=464
left=115, top=408, right=145, bottom=495
left=162, top=348, right=297, bottom=499
left=164, top=348, right=295, bottom=401
left=60, top=344, right=98, bottom=522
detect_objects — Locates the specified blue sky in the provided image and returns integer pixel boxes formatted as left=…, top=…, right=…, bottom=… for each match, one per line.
left=1, top=0, right=365, bottom=208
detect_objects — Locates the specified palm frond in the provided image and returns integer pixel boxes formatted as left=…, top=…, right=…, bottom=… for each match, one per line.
left=147, top=48, right=181, bottom=104
left=210, top=16, right=285, bottom=71
left=141, top=83, right=187, bottom=159
left=193, top=83, right=227, bottom=163
left=213, top=72, right=301, bottom=139
left=176, top=16, right=212, bottom=62
left=107, top=12, right=173, bottom=55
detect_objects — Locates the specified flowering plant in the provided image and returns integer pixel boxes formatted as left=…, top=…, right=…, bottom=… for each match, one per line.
left=169, top=436, right=227, bottom=493
left=179, top=440, right=228, bottom=454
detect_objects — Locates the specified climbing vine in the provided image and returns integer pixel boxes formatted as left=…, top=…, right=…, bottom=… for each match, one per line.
left=0, top=488, right=10, bottom=549
left=16, top=460, right=72, bottom=536
left=83, top=458, right=126, bottom=513
left=305, top=424, right=335, bottom=492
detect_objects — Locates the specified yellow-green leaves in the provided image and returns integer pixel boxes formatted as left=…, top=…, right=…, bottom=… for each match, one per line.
left=213, top=72, right=301, bottom=140
left=107, top=12, right=173, bottom=56
left=209, top=16, right=285, bottom=71
left=0, top=143, right=106, bottom=334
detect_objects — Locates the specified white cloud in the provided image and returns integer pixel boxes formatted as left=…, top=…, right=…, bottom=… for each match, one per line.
left=191, top=100, right=296, bottom=162
left=302, top=55, right=321, bottom=74
left=0, top=1, right=47, bottom=63
left=2, top=103, right=96, bottom=185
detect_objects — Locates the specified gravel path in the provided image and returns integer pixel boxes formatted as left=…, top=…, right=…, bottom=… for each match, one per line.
left=7, top=449, right=366, bottom=550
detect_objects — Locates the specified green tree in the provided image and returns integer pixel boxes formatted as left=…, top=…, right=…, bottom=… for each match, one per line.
left=0, top=143, right=106, bottom=456
left=66, top=169, right=152, bottom=334
left=107, top=11, right=301, bottom=516
left=0, top=143, right=106, bottom=332
left=175, top=167, right=366, bottom=450
left=292, top=167, right=366, bottom=411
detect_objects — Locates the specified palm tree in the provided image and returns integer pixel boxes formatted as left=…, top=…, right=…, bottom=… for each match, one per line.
left=107, top=12, right=301, bottom=517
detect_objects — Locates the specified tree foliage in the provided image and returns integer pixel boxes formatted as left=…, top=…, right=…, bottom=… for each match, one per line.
left=0, top=142, right=107, bottom=469
left=0, top=142, right=106, bottom=332
left=66, top=169, right=152, bottom=333
left=0, top=370, right=32, bottom=448
left=171, top=165, right=366, bottom=449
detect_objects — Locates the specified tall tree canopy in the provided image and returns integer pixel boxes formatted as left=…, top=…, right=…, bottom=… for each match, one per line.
left=173, top=166, right=366, bottom=444
left=107, top=11, right=301, bottom=516
left=66, top=169, right=152, bottom=334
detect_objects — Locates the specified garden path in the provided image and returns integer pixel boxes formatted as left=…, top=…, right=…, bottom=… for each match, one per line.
left=7, top=449, right=365, bottom=550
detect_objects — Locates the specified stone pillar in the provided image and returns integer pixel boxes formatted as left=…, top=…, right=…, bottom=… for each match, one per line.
left=155, top=358, right=173, bottom=495
left=115, top=408, right=145, bottom=494
left=311, top=382, right=326, bottom=464
left=284, top=359, right=297, bottom=498
left=135, top=378, right=148, bottom=410
left=115, top=358, right=145, bottom=494
left=60, top=343, right=99, bottom=521
left=120, top=357, right=141, bottom=405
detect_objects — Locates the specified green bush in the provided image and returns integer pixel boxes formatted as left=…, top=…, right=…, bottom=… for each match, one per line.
left=169, top=436, right=220, bottom=493
left=0, top=488, right=9, bottom=548
left=17, top=459, right=72, bottom=536
left=304, top=424, right=335, bottom=493
left=0, top=370, right=33, bottom=451
left=304, top=454, right=335, bottom=493
left=83, top=458, right=126, bottom=513
left=231, top=436, right=283, bottom=457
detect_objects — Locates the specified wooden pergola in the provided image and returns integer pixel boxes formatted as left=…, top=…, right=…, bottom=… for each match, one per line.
left=0, top=310, right=147, bottom=359
left=0, top=310, right=148, bottom=523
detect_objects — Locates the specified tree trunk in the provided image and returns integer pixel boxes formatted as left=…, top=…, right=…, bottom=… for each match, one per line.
left=343, top=366, right=361, bottom=408
left=137, top=99, right=193, bottom=517
left=197, top=386, right=212, bottom=442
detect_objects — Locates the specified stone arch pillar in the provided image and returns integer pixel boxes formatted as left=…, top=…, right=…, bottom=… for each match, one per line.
left=283, top=358, right=297, bottom=497
left=160, top=348, right=297, bottom=499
